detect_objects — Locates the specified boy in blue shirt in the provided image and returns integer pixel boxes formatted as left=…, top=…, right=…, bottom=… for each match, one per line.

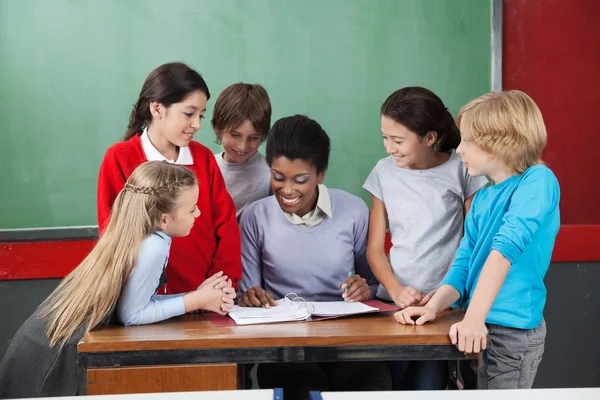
left=395, top=90, right=560, bottom=389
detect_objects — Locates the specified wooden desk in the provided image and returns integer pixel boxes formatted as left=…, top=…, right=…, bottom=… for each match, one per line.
left=33, top=389, right=281, bottom=400
left=78, top=309, right=486, bottom=394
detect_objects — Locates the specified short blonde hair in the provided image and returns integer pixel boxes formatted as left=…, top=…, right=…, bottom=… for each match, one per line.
left=457, top=90, right=547, bottom=174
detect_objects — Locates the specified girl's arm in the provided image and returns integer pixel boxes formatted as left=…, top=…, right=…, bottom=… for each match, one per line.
left=395, top=219, right=478, bottom=326
left=366, top=196, right=399, bottom=293
left=118, top=236, right=185, bottom=326
left=367, top=196, right=423, bottom=308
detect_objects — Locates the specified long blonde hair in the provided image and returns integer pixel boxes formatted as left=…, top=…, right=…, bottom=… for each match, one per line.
left=39, top=161, right=197, bottom=348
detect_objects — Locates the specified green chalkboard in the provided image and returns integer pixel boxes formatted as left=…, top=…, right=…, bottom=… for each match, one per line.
left=0, top=0, right=492, bottom=229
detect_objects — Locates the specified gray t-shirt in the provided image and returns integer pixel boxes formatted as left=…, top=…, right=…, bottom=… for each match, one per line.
left=363, top=150, right=488, bottom=299
left=215, top=151, right=271, bottom=219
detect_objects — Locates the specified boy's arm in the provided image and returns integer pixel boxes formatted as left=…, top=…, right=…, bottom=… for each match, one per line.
left=491, top=168, right=560, bottom=265
left=448, top=250, right=510, bottom=353
left=462, top=250, right=511, bottom=323
left=396, top=226, right=476, bottom=325
left=439, top=198, right=479, bottom=302
left=451, top=168, right=560, bottom=353
left=396, top=196, right=479, bottom=324
left=424, top=284, right=462, bottom=314
left=394, top=284, right=461, bottom=325
left=466, top=168, right=559, bottom=322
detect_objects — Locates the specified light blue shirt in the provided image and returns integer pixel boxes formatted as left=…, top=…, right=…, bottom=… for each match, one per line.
left=441, top=165, right=560, bottom=329
left=117, top=231, right=186, bottom=326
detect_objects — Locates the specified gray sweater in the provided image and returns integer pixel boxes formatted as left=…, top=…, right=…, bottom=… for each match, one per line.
left=215, top=151, right=271, bottom=219
left=239, top=189, right=378, bottom=301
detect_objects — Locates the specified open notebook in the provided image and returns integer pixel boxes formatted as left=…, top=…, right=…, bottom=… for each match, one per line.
left=206, top=293, right=398, bottom=326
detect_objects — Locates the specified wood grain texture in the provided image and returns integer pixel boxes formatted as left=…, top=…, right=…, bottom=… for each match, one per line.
left=87, top=364, right=238, bottom=394
left=79, top=309, right=463, bottom=353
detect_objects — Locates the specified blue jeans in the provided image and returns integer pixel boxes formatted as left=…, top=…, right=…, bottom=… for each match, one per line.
left=388, top=360, right=448, bottom=390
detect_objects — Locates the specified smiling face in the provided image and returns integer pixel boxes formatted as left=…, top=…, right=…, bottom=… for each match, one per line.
left=381, top=115, right=436, bottom=169
left=270, top=157, right=324, bottom=217
left=220, top=119, right=263, bottom=163
left=151, top=90, right=208, bottom=148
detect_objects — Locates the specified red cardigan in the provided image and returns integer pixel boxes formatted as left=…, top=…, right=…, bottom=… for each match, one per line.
left=97, top=134, right=241, bottom=293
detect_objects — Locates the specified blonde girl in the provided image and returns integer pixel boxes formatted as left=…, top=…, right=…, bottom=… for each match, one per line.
left=0, top=161, right=235, bottom=398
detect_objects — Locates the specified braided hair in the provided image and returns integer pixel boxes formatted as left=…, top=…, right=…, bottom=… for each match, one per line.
left=39, top=161, right=197, bottom=348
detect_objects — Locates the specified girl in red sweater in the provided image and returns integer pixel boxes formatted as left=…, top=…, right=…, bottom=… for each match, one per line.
left=97, top=62, right=241, bottom=294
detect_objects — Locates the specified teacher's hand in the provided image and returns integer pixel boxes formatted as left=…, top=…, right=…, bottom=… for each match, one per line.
left=238, top=286, right=278, bottom=308
left=340, top=274, right=370, bottom=302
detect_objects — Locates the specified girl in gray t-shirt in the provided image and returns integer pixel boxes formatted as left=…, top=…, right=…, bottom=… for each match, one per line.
left=363, top=87, right=487, bottom=390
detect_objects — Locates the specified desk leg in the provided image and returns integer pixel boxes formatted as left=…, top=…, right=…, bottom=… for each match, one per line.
left=457, top=352, right=488, bottom=389
left=78, top=362, right=88, bottom=395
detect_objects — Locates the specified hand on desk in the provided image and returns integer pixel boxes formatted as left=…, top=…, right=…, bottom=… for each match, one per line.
left=394, top=305, right=437, bottom=326
left=183, top=271, right=236, bottom=315
left=395, top=306, right=488, bottom=354
left=238, top=286, right=277, bottom=308
left=340, top=274, right=370, bottom=302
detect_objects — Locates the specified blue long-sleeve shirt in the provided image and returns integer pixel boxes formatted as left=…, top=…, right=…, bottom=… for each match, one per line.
left=117, top=231, right=186, bottom=326
left=441, top=165, right=560, bottom=329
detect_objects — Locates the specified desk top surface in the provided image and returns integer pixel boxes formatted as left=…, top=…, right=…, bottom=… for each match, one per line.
left=79, top=309, right=462, bottom=353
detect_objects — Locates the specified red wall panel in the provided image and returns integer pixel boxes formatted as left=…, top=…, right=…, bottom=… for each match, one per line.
left=503, top=0, right=600, bottom=225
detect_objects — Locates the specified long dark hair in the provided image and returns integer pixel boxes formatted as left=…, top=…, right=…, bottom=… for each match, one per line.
left=124, top=62, right=210, bottom=141
left=381, top=87, right=460, bottom=152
